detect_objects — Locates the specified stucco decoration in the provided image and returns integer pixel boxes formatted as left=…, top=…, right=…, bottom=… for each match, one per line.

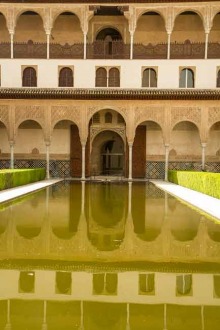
left=134, top=106, right=165, bottom=128
left=208, top=107, right=220, bottom=128
left=0, top=105, right=10, bottom=128
left=171, top=106, right=201, bottom=129
left=15, top=105, right=46, bottom=129
left=51, top=105, right=81, bottom=129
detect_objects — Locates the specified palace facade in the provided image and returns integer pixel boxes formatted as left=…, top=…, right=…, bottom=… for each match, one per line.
left=0, top=0, right=220, bottom=179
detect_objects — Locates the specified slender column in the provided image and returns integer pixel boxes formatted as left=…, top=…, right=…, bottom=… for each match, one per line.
left=4, top=299, right=11, bottom=329
left=164, top=144, right=169, bottom=181
left=83, top=32, right=87, bottom=59
left=46, top=32, right=50, bottom=59
left=201, top=142, right=207, bottom=171
left=205, top=32, right=209, bottom=59
left=201, top=305, right=204, bottom=330
left=126, top=303, right=130, bottom=330
left=167, top=32, right=171, bottom=59
left=81, top=143, right=86, bottom=180
left=10, top=141, right=14, bottom=169
left=42, top=300, right=47, bottom=330
left=130, top=32, right=134, bottom=59
left=9, top=31, right=14, bottom=59
left=45, top=142, right=50, bottom=179
left=163, top=304, right=168, bottom=330
left=128, top=142, right=133, bottom=181
left=80, top=300, right=84, bottom=329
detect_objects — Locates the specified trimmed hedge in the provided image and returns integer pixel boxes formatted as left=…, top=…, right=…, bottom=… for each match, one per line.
left=168, top=170, right=220, bottom=199
left=0, top=168, right=46, bottom=191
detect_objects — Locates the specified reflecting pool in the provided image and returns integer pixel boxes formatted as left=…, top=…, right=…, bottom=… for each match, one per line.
left=0, top=181, right=220, bottom=329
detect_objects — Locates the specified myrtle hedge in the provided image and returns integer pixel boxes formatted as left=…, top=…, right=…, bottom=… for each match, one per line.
left=0, top=168, right=46, bottom=191
left=168, top=170, right=220, bottom=199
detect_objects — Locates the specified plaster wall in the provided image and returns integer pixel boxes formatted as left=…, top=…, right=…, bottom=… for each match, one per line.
left=0, top=59, right=219, bottom=89
left=52, top=15, right=83, bottom=44
left=0, top=128, right=8, bottom=153
left=15, top=128, right=45, bottom=153
left=14, top=15, right=46, bottom=43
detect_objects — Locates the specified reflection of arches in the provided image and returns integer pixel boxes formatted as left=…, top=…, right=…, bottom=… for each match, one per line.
left=207, top=221, right=220, bottom=242
left=16, top=226, right=41, bottom=239
left=176, top=274, right=192, bottom=295
left=91, top=130, right=125, bottom=176
left=84, top=302, right=126, bottom=330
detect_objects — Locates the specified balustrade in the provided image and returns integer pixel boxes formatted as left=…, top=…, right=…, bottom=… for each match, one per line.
left=0, top=39, right=220, bottom=59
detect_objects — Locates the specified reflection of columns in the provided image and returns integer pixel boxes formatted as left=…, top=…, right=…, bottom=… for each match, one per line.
left=42, top=300, right=47, bottom=330
left=201, top=305, right=204, bottom=330
left=83, top=32, right=87, bottom=59
left=9, top=31, right=14, bottom=59
left=10, top=141, right=14, bottom=169
left=164, top=144, right=169, bottom=181
left=167, top=32, right=171, bottom=59
left=128, top=142, right=133, bottom=180
left=45, top=142, right=50, bottom=179
left=80, top=300, right=84, bottom=329
left=201, top=142, right=207, bottom=171
left=128, top=182, right=132, bottom=215
left=81, top=181, right=85, bottom=215
left=163, top=304, right=168, bottom=330
left=126, top=303, right=130, bottom=330
left=205, top=32, right=209, bottom=59
left=81, top=143, right=86, bottom=180
left=46, top=32, right=50, bottom=59
left=4, top=299, right=11, bottom=330
left=130, top=32, right=134, bottom=59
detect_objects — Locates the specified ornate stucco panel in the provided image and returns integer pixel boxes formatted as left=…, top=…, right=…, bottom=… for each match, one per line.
left=171, top=106, right=201, bottom=128
left=51, top=105, right=81, bottom=129
left=208, top=107, right=220, bottom=129
left=0, top=105, right=10, bottom=129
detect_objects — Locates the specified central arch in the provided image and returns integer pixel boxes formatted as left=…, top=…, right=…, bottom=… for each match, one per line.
left=91, top=130, right=125, bottom=176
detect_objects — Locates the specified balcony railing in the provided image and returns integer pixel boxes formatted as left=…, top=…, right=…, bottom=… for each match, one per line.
left=0, top=39, right=220, bottom=59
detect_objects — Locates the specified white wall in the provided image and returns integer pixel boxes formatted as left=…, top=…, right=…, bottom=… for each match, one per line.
left=0, top=59, right=219, bottom=89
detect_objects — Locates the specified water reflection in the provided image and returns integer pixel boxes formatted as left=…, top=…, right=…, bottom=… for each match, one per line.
left=0, top=181, right=220, bottom=328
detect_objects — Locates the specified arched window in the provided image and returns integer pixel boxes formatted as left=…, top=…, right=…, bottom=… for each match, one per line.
left=217, top=70, right=220, bottom=88
left=142, top=68, right=157, bottom=87
left=105, top=112, right=112, bottom=123
left=92, top=113, right=100, bottom=124
left=109, top=67, right=120, bottom=87
left=179, top=68, right=194, bottom=88
left=22, top=67, right=37, bottom=87
left=95, top=67, right=107, bottom=87
left=59, top=67, right=74, bottom=87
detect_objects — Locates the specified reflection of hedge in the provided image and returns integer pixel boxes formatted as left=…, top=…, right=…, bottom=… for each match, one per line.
left=168, top=170, right=220, bottom=199
left=0, top=168, right=46, bottom=191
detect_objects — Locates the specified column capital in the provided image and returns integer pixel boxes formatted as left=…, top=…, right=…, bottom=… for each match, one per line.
left=9, top=140, right=15, bottom=146
left=164, top=143, right=170, bottom=148
left=45, top=140, right=51, bottom=147
left=201, top=142, right=207, bottom=148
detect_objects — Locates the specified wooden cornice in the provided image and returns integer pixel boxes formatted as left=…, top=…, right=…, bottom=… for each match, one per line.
left=0, top=0, right=219, bottom=3
left=0, top=88, right=219, bottom=100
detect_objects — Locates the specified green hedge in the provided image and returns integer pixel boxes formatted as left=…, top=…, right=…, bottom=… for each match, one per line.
left=168, top=170, right=220, bottom=199
left=0, top=168, right=46, bottom=191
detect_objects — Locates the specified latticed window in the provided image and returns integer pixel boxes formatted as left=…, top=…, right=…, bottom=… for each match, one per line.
left=95, top=67, right=107, bottom=87
left=105, top=112, right=113, bottom=123
left=59, top=67, right=74, bottom=87
left=179, top=68, right=194, bottom=88
left=92, top=113, right=100, bottom=124
left=217, top=70, right=220, bottom=87
left=142, top=68, right=157, bottom=87
left=108, top=67, right=120, bottom=87
left=22, top=67, right=37, bottom=87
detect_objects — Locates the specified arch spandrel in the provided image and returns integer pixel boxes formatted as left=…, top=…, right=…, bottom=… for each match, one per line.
left=87, top=106, right=128, bottom=126
left=51, top=105, right=81, bottom=130
left=133, top=105, right=166, bottom=130
left=136, top=7, right=167, bottom=26
left=14, top=8, right=46, bottom=28
left=51, top=7, right=82, bottom=31
left=171, top=106, right=202, bottom=130
left=210, top=6, right=220, bottom=29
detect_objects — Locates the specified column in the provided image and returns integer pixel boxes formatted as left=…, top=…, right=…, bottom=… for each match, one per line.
left=205, top=32, right=209, bottom=59
left=5, top=299, right=11, bottom=329
left=81, top=143, right=86, bottom=180
left=128, top=142, right=133, bottom=180
left=167, top=32, right=171, bottom=59
left=83, top=32, right=87, bottom=59
left=201, top=142, right=207, bottom=171
left=201, top=305, right=204, bottom=330
left=46, top=32, right=50, bottom=59
left=130, top=32, right=134, bottom=59
left=9, top=31, right=14, bottom=59
left=45, top=142, right=50, bottom=179
left=10, top=141, right=14, bottom=169
left=164, top=144, right=169, bottom=181
left=163, top=304, right=168, bottom=330
left=42, top=300, right=47, bottom=330
left=126, top=303, right=130, bottom=330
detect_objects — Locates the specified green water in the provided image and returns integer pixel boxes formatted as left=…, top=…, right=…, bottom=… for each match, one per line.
left=0, top=181, right=220, bottom=329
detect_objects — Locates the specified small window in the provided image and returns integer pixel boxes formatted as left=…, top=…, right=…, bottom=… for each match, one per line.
left=96, top=67, right=107, bottom=87
left=93, top=273, right=117, bottom=295
left=179, top=68, right=194, bottom=88
left=59, top=67, right=74, bottom=87
left=142, top=68, right=157, bottom=87
left=139, top=273, right=155, bottom=295
left=176, top=274, right=192, bottom=296
left=108, top=67, right=120, bottom=87
left=22, top=67, right=37, bottom=87
left=55, top=271, right=72, bottom=295
left=105, top=112, right=112, bottom=123
left=92, top=113, right=100, bottom=124
left=217, top=70, right=220, bottom=88
left=19, top=271, right=35, bottom=293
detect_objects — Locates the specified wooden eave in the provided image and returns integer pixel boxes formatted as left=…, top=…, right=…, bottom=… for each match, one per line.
left=0, top=88, right=219, bottom=100
left=0, top=0, right=219, bottom=3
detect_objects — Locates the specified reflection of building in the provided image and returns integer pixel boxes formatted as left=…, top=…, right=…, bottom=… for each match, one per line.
left=0, top=270, right=220, bottom=329
left=0, top=1, right=220, bottom=179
